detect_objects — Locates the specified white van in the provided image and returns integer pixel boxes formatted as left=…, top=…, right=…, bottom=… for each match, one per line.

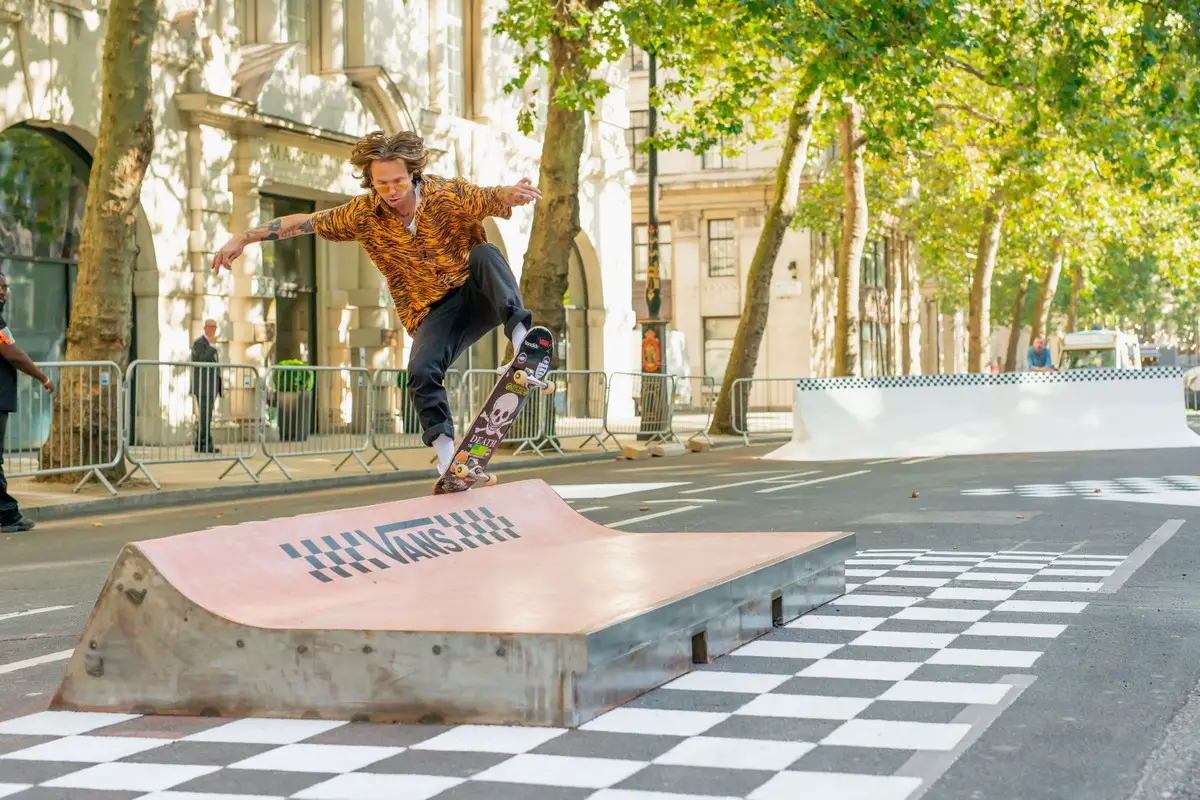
left=1057, top=329, right=1142, bottom=371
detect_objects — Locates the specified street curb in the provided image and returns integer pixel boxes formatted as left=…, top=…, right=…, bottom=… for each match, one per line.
left=23, top=450, right=618, bottom=523
left=21, top=435, right=785, bottom=524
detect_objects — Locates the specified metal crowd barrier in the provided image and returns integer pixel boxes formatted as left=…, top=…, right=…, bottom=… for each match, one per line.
left=535, top=370, right=607, bottom=453
left=458, top=368, right=545, bottom=456
left=257, top=365, right=373, bottom=480
left=120, top=360, right=264, bottom=489
left=367, top=368, right=463, bottom=469
left=6, top=362, right=124, bottom=495
left=730, top=377, right=796, bottom=444
left=600, top=371, right=677, bottom=448
left=671, top=375, right=716, bottom=446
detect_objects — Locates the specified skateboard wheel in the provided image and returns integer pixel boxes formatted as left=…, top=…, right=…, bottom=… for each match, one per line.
left=513, top=370, right=528, bottom=385
left=482, top=473, right=498, bottom=486
left=540, top=381, right=556, bottom=395
left=453, top=463, right=470, bottom=478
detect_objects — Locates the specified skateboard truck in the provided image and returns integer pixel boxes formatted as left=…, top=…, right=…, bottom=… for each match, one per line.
left=452, top=462, right=497, bottom=486
left=513, top=369, right=555, bottom=394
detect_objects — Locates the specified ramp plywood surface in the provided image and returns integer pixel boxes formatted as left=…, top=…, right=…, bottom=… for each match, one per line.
left=132, top=480, right=842, bottom=634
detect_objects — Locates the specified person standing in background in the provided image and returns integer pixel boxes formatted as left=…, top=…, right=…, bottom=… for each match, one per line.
left=190, top=319, right=222, bottom=454
left=0, top=273, right=55, bottom=533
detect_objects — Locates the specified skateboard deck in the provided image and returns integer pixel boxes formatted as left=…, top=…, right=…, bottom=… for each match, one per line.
left=433, top=326, right=555, bottom=494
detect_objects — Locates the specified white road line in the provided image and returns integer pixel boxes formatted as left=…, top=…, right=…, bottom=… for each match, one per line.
left=1100, top=519, right=1186, bottom=594
left=902, top=456, right=944, bottom=465
left=864, top=458, right=905, bottom=465
left=606, top=506, right=702, bottom=528
left=575, top=506, right=608, bottom=513
left=0, top=650, right=73, bottom=675
left=643, top=499, right=718, bottom=504
left=757, top=470, right=871, bottom=494
left=0, top=605, right=73, bottom=624
left=679, top=471, right=820, bottom=495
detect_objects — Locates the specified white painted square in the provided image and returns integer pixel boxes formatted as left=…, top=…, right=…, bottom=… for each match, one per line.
left=184, top=718, right=345, bottom=745
left=1018, top=582, right=1103, bottom=593
left=846, top=558, right=910, bottom=566
left=736, top=694, right=874, bottom=720
left=580, top=708, right=728, bottom=737
left=471, top=753, right=647, bottom=788
left=847, top=584, right=862, bottom=592
left=654, top=736, right=813, bottom=770
left=663, top=671, right=791, bottom=694
left=893, top=607, right=988, bottom=623
left=846, top=569, right=890, bottom=578
left=867, top=576, right=950, bottom=588
left=894, top=565, right=970, bottom=574
left=140, top=793, right=285, bottom=800
left=858, top=550, right=925, bottom=556
left=998, top=551, right=1062, bottom=556
left=929, top=588, right=1014, bottom=602
left=957, top=572, right=1037, bottom=583
left=851, top=631, right=958, bottom=649
left=410, top=724, right=564, bottom=753
left=878, top=680, right=1012, bottom=705
left=822, top=719, right=971, bottom=751
left=1053, top=558, right=1125, bottom=565
left=993, top=600, right=1088, bottom=614
left=1039, top=568, right=1114, bottom=577
left=733, top=641, right=842, bottom=660
left=924, top=551, right=996, bottom=557
left=293, top=773, right=464, bottom=800
left=831, top=594, right=921, bottom=609
left=592, top=791, right=743, bottom=800
left=229, top=743, right=403, bottom=773
left=0, top=711, right=138, bottom=737
left=926, top=648, right=1041, bottom=668
left=748, top=771, right=923, bottom=800
left=963, top=622, right=1066, bottom=639
left=981, top=561, right=1053, bottom=569
left=550, top=482, right=687, bottom=499
left=0, top=735, right=169, bottom=763
left=44, top=763, right=219, bottom=793
left=797, top=659, right=922, bottom=681
left=0, top=785, right=30, bottom=799
left=911, top=556, right=987, bottom=564
left=788, top=615, right=884, bottom=632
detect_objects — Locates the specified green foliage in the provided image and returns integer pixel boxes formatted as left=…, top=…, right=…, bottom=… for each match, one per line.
left=272, top=359, right=315, bottom=393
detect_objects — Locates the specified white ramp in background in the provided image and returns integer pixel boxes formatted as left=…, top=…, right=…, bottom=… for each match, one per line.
left=766, top=368, right=1199, bottom=462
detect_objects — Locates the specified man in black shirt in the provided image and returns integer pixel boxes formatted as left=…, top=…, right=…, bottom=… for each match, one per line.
left=0, top=273, right=55, bottom=533
left=190, top=319, right=221, bottom=453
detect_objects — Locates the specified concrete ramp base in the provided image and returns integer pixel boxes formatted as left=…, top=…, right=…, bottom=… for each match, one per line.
left=52, top=480, right=852, bottom=728
left=768, top=368, right=1200, bottom=462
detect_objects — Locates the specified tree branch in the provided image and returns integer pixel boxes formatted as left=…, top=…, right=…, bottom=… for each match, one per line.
left=943, top=55, right=1032, bottom=92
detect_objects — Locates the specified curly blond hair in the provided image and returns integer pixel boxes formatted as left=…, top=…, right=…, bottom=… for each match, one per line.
left=349, top=131, right=429, bottom=190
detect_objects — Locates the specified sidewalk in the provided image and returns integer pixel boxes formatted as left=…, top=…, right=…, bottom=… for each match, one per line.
left=9, top=433, right=758, bottom=523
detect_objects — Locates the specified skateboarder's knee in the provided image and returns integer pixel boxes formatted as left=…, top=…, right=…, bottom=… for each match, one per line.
left=407, top=357, right=445, bottom=393
left=468, top=243, right=505, bottom=270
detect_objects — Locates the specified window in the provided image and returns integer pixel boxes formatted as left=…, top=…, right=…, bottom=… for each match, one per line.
left=627, top=46, right=647, bottom=72
left=702, top=137, right=727, bottom=169
left=707, top=218, right=735, bottom=277
left=704, top=317, right=739, bottom=380
left=632, top=223, right=672, bottom=281
left=860, top=239, right=885, bottom=288
left=444, top=0, right=466, bottom=117
left=626, top=110, right=649, bottom=173
left=279, top=0, right=309, bottom=51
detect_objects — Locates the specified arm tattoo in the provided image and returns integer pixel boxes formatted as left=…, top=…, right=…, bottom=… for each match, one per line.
left=244, top=215, right=315, bottom=242
left=296, top=217, right=315, bottom=235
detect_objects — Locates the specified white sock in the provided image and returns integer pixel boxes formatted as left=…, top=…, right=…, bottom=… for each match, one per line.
left=433, top=434, right=455, bottom=469
left=511, top=322, right=528, bottom=354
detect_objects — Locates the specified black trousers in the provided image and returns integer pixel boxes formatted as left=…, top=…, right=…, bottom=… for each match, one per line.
left=194, top=393, right=216, bottom=450
left=408, top=243, right=533, bottom=446
left=0, top=412, right=20, bottom=523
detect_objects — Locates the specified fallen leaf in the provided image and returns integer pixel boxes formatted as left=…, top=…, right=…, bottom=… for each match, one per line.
left=1016, top=515, right=1025, bottom=519
left=215, top=513, right=224, bottom=519
left=910, top=491, right=920, bottom=498
left=639, top=506, right=650, bottom=511
left=93, top=522, right=103, bottom=527
left=1093, top=488, right=1101, bottom=493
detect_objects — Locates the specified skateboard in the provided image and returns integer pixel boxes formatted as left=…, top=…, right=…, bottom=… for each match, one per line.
left=432, top=326, right=556, bottom=494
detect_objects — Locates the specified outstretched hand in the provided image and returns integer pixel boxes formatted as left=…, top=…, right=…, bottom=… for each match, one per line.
left=501, top=178, right=543, bottom=207
left=211, top=236, right=246, bottom=273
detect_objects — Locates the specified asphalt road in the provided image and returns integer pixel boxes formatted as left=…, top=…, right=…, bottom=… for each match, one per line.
left=2, top=442, right=1200, bottom=799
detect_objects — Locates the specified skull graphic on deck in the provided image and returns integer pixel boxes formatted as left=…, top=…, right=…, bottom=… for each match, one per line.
left=482, top=393, right=520, bottom=437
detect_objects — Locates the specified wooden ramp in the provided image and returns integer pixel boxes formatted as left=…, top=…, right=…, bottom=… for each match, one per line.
left=51, top=480, right=853, bottom=727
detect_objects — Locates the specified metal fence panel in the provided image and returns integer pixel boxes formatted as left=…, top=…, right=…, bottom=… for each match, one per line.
left=731, top=377, right=796, bottom=443
left=601, top=371, right=676, bottom=447
left=121, top=361, right=264, bottom=490
left=458, top=369, right=544, bottom=455
left=671, top=375, right=716, bottom=444
left=535, top=370, right=607, bottom=453
left=259, top=365, right=373, bottom=480
left=367, top=368, right=464, bottom=470
left=7, top=361, right=123, bottom=495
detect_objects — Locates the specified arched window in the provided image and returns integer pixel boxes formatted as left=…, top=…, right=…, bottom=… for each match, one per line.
left=0, top=124, right=89, bottom=362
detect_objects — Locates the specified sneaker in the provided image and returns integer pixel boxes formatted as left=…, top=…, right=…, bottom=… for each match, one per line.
left=1, top=516, right=35, bottom=533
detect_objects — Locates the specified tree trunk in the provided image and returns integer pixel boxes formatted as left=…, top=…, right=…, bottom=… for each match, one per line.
left=967, top=188, right=1005, bottom=372
left=36, top=0, right=158, bottom=485
left=1004, top=276, right=1028, bottom=372
left=709, top=83, right=823, bottom=436
left=835, top=98, right=867, bottom=377
left=516, top=25, right=590, bottom=357
left=903, top=236, right=922, bottom=374
left=1067, top=262, right=1081, bottom=331
left=1030, top=234, right=1065, bottom=342
left=885, top=234, right=901, bottom=375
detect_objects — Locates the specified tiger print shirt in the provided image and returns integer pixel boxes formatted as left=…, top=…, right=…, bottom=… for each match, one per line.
left=311, top=175, right=512, bottom=333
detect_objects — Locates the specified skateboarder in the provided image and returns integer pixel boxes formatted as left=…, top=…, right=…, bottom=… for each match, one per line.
left=211, top=130, right=544, bottom=475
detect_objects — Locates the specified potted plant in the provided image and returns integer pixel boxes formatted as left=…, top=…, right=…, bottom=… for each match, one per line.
left=272, top=359, right=315, bottom=442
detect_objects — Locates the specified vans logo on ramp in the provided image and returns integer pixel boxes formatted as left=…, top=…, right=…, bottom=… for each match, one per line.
left=279, top=506, right=519, bottom=583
